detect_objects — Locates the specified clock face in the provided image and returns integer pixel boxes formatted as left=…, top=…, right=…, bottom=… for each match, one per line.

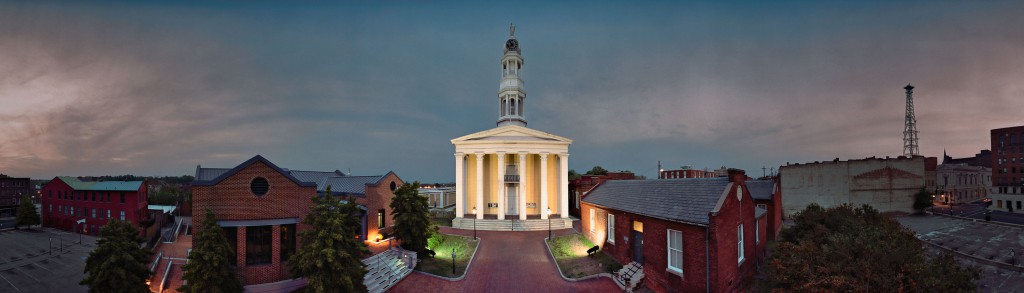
left=506, top=39, right=519, bottom=51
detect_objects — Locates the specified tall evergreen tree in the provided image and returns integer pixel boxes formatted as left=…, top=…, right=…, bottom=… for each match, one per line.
left=80, top=219, right=151, bottom=293
left=15, top=195, right=40, bottom=230
left=179, top=209, right=243, bottom=293
left=390, top=181, right=435, bottom=257
left=289, top=186, right=369, bottom=293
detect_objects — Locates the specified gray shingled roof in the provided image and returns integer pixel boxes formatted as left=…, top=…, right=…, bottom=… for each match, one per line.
left=195, top=167, right=231, bottom=181
left=583, top=178, right=731, bottom=226
left=289, top=170, right=346, bottom=185
left=745, top=180, right=774, bottom=201
left=319, top=175, right=385, bottom=195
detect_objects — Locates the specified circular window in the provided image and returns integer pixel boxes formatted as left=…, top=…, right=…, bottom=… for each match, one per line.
left=390, top=181, right=397, bottom=191
left=251, top=177, right=269, bottom=196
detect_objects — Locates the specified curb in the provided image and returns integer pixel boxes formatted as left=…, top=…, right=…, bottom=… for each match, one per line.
left=414, top=235, right=481, bottom=282
left=927, top=211, right=1024, bottom=229
left=918, top=239, right=1024, bottom=272
left=543, top=234, right=616, bottom=283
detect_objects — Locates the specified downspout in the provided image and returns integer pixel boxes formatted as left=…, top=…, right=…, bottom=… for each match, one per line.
left=705, top=225, right=710, bottom=293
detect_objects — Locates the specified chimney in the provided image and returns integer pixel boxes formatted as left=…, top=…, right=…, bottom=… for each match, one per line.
left=727, top=168, right=746, bottom=183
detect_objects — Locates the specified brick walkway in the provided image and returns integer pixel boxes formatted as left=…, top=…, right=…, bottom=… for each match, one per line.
left=390, top=222, right=618, bottom=293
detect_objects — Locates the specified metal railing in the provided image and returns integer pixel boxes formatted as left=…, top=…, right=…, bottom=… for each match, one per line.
left=504, top=175, right=520, bottom=182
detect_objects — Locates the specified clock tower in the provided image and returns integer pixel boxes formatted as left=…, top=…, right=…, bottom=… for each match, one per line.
left=497, top=23, right=527, bottom=127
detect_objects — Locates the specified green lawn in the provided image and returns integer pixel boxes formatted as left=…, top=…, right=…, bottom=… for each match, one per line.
left=546, top=233, right=622, bottom=278
left=416, top=233, right=478, bottom=278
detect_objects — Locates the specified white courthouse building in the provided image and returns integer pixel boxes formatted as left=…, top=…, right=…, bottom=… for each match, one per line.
left=451, top=26, right=573, bottom=230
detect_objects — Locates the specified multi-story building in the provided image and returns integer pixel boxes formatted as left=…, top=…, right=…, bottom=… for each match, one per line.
left=935, top=163, right=991, bottom=205
left=40, top=176, right=149, bottom=236
left=659, top=166, right=715, bottom=179
left=418, top=187, right=455, bottom=209
left=192, top=155, right=403, bottom=285
left=779, top=156, right=928, bottom=215
left=990, top=125, right=1024, bottom=213
left=0, top=174, right=33, bottom=218
left=582, top=169, right=768, bottom=292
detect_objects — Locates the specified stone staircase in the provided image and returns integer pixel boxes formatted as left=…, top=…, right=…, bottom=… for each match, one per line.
left=362, top=248, right=416, bottom=293
left=451, top=218, right=573, bottom=231
left=614, top=261, right=644, bottom=293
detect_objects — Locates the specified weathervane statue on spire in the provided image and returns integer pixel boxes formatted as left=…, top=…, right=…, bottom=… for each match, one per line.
left=510, top=23, right=515, bottom=36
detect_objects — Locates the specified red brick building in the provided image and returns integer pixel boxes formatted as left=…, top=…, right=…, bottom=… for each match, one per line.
left=582, top=169, right=768, bottom=292
left=40, top=176, right=149, bottom=236
left=0, top=174, right=33, bottom=218
left=192, top=155, right=403, bottom=285
left=990, top=125, right=1024, bottom=213
left=569, top=172, right=637, bottom=217
left=746, top=179, right=783, bottom=241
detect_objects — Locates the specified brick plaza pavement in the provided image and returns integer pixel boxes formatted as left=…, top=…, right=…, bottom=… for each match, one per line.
left=390, top=223, right=619, bottom=293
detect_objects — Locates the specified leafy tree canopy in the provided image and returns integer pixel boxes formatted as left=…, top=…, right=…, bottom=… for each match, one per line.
left=912, top=187, right=933, bottom=214
left=179, top=209, right=243, bottom=293
left=390, top=181, right=437, bottom=258
left=80, top=220, right=151, bottom=293
left=762, top=204, right=978, bottom=292
left=289, top=186, right=369, bottom=293
left=585, top=166, right=608, bottom=176
left=16, top=195, right=40, bottom=229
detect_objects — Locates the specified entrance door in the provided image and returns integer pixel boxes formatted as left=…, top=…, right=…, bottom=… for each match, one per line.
left=507, top=185, right=518, bottom=217
left=632, top=230, right=644, bottom=264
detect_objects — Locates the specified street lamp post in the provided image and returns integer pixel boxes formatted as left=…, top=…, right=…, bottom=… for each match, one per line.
left=472, top=207, right=477, bottom=240
left=451, top=248, right=456, bottom=275
left=546, top=208, right=552, bottom=240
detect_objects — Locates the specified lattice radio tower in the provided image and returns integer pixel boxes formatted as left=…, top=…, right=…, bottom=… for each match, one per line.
left=902, top=84, right=919, bottom=156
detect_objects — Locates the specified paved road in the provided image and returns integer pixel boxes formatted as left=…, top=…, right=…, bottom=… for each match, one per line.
left=931, top=202, right=1024, bottom=225
left=391, top=225, right=618, bottom=293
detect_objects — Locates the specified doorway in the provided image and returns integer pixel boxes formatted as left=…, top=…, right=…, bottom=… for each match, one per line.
left=632, top=220, right=644, bottom=264
left=507, top=185, right=518, bottom=217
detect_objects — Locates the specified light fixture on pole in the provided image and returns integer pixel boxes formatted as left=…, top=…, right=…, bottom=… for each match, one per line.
left=546, top=208, right=552, bottom=240
left=472, top=207, right=477, bottom=240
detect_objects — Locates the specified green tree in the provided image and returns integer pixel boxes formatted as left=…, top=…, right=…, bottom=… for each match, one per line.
left=585, top=166, right=608, bottom=176
left=390, top=181, right=436, bottom=258
left=762, top=204, right=978, bottom=292
left=80, top=219, right=151, bottom=293
left=289, top=186, right=369, bottom=293
left=568, top=169, right=581, bottom=181
left=15, top=195, right=40, bottom=229
left=912, top=187, right=933, bottom=214
left=179, top=209, right=243, bottom=293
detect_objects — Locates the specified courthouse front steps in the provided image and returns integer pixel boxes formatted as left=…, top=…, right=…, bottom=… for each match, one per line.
left=452, top=217, right=573, bottom=231
left=362, top=248, right=416, bottom=293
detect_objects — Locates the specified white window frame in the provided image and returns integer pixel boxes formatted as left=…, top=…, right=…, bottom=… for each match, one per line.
left=667, top=229, right=683, bottom=274
left=737, top=224, right=745, bottom=264
left=120, top=210, right=125, bottom=221
left=756, top=203, right=767, bottom=211
left=756, top=221, right=760, bottom=245
left=589, top=209, right=595, bottom=233
left=607, top=214, right=615, bottom=243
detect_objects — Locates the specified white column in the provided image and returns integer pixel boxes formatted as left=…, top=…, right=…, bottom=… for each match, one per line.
left=560, top=153, right=569, bottom=218
left=519, top=152, right=528, bottom=220
left=476, top=153, right=485, bottom=220
left=497, top=152, right=506, bottom=220
left=540, top=153, right=549, bottom=220
left=455, top=153, right=464, bottom=218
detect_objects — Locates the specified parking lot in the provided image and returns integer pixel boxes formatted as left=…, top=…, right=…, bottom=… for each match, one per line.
left=898, top=215, right=1024, bottom=292
left=0, top=227, right=97, bottom=293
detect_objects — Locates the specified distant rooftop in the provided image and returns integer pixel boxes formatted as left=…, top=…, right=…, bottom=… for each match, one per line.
left=56, top=176, right=144, bottom=191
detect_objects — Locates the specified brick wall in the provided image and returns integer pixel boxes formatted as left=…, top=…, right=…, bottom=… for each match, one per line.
left=192, top=161, right=316, bottom=285
left=354, top=172, right=403, bottom=242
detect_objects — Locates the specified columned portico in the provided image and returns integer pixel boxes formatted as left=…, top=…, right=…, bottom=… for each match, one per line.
left=450, top=25, right=572, bottom=227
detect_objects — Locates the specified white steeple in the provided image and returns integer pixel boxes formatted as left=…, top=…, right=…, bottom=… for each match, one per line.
left=497, top=23, right=527, bottom=127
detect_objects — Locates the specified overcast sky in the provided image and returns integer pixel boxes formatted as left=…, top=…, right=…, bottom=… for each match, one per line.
left=2, top=1, right=1023, bottom=182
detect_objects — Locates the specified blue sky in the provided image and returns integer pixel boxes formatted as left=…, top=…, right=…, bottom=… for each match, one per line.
left=1, top=1, right=1023, bottom=182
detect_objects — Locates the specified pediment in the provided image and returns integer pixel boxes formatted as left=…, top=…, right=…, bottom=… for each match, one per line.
left=451, top=125, right=572, bottom=144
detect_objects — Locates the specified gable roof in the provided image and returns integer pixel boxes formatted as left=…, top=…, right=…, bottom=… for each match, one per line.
left=289, top=170, right=346, bottom=184
left=582, top=178, right=731, bottom=226
left=56, top=176, right=144, bottom=191
left=192, top=155, right=317, bottom=187
left=451, top=125, right=572, bottom=144
left=319, top=175, right=386, bottom=196
left=745, top=180, right=775, bottom=200
left=195, top=167, right=232, bottom=181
